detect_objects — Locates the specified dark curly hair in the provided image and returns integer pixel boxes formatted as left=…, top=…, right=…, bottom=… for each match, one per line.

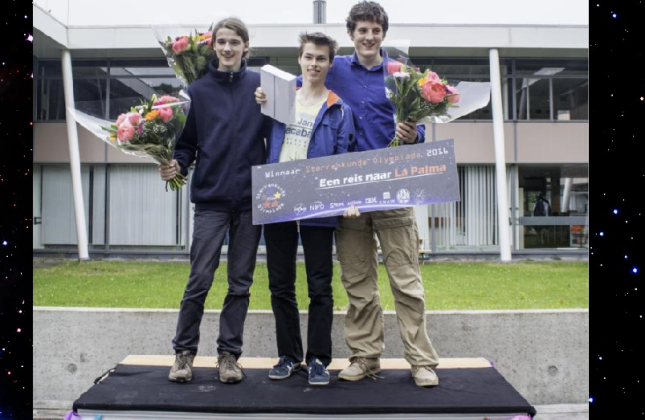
left=345, top=1, right=389, bottom=36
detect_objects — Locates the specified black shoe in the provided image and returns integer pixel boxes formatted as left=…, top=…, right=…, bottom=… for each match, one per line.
left=269, top=356, right=301, bottom=380
left=308, top=357, right=330, bottom=386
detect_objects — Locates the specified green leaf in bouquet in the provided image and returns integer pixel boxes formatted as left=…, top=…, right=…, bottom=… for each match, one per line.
left=196, top=56, right=207, bottom=71
left=171, top=63, right=186, bottom=79
left=175, top=114, right=187, bottom=124
left=433, top=102, right=448, bottom=115
left=101, top=125, right=117, bottom=134
left=401, top=79, right=415, bottom=98
left=410, top=108, right=428, bottom=121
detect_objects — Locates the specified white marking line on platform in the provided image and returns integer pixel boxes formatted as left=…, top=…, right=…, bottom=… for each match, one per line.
left=121, top=355, right=491, bottom=369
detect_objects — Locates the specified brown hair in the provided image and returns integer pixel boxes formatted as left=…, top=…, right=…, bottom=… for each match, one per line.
left=345, top=1, right=389, bottom=36
left=298, top=32, right=338, bottom=62
left=212, top=18, right=250, bottom=58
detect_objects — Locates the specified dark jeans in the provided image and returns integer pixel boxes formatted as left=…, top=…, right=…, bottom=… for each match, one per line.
left=172, top=209, right=261, bottom=357
left=265, top=222, right=334, bottom=366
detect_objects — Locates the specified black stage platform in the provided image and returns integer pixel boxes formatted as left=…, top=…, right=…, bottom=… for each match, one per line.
left=73, top=359, right=536, bottom=419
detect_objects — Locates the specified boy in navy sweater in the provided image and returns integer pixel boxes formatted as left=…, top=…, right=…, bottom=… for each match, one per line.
left=160, top=17, right=270, bottom=385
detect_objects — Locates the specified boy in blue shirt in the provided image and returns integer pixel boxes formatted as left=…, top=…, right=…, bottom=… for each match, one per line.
left=256, top=1, right=440, bottom=387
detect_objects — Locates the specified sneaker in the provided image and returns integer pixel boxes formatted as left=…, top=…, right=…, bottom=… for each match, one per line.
left=338, top=357, right=381, bottom=381
left=269, top=356, right=301, bottom=380
left=168, top=350, right=195, bottom=383
left=411, top=365, right=439, bottom=387
left=217, top=352, right=243, bottom=384
left=307, top=357, right=330, bottom=386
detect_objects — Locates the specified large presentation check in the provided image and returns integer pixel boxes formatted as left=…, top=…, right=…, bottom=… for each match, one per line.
left=252, top=139, right=460, bottom=225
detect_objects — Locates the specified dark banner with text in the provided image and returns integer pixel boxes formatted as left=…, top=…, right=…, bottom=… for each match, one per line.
left=252, top=139, right=460, bottom=225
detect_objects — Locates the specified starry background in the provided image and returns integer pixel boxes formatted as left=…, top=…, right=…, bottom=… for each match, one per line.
left=0, top=0, right=32, bottom=418
left=590, top=0, right=644, bottom=418
left=0, top=0, right=638, bottom=419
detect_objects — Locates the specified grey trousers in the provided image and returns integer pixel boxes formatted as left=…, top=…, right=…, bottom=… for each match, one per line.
left=172, top=209, right=261, bottom=357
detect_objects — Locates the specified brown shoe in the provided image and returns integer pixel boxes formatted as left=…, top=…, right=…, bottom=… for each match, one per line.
left=217, top=352, right=243, bottom=384
left=168, top=350, right=195, bottom=383
left=411, top=365, right=439, bottom=387
left=338, top=357, right=381, bottom=381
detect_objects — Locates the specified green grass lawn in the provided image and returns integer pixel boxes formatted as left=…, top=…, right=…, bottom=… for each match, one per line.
left=33, top=261, right=588, bottom=310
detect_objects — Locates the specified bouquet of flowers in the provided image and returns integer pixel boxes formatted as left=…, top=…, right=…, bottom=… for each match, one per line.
left=101, top=94, right=190, bottom=191
left=156, top=26, right=215, bottom=86
left=385, top=60, right=460, bottom=147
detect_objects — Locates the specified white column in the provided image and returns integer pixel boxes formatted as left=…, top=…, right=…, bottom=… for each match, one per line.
left=61, top=49, right=90, bottom=261
left=562, top=177, right=573, bottom=213
left=489, top=49, right=512, bottom=262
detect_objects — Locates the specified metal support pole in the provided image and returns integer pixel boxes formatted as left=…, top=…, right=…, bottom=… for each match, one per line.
left=489, top=49, right=512, bottom=262
left=61, top=49, right=90, bottom=260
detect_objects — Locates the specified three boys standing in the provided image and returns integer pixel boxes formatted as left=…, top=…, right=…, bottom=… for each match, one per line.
left=161, top=1, right=440, bottom=389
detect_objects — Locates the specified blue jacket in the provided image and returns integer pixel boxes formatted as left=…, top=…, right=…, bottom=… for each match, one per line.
left=267, top=91, right=356, bottom=228
left=174, top=59, right=270, bottom=211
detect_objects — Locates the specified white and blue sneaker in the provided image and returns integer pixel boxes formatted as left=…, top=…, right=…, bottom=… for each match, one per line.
left=269, top=356, right=301, bottom=380
left=307, top=357, right=330, bottom=386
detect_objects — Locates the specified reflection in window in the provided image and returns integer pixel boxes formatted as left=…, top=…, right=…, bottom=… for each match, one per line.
left=74, top=79, right=108, bottom=118
left=516, top=78, right=550, bottom=120
left=553, top=79, right=588, bottom=120
left=515, top=59, right=588, bottom=77
left=72, top=60, right=109, bottom=78
left=432, top=59, right=493, bottom=76
left=517, top=165, right=588, bottom=249
left=37, top=79, right=65, bottom=121
left=38, top=61, right=62, bottom=77
left=110, top=67, right=177, bottom=77
left=109, top=77, right=183, bottom=119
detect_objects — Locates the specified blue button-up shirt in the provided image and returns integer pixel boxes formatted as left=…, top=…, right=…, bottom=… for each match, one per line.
left=324, top=50, right=426, bottom=152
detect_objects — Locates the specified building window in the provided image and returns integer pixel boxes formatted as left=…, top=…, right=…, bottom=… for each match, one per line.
left=429, top=165, right=499, bottom=251
left=515, top=78, right=550, bottom=120
left=514, top=59, right=588, bottom=77
left=35, top=164, right=187, bottom=249
left=74, top=78, right=108, bottom=119
left=513, top=59, right=588, bottom=121
left=36, top=78, right=65, bottom=121
left=109, top=77, right=183, bottom=119
left=35, top=57, right=270, bottom=122
left=516, top=164, right=589, bottom=250
left=552, top=78, right=589, bottom=121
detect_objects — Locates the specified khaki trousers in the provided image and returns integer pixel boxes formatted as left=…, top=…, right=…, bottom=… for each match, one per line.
left=335, top=207, right=439, bottom=367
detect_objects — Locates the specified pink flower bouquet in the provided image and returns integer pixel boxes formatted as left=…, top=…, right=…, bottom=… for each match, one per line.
left=384, top=60, right=460, bottom=147
left=157, top=26, right=215, bottom=86
left=102, top=94, right=190, bottom=191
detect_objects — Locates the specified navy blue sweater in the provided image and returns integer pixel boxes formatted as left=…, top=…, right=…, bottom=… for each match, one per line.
left=174, top=60, right=269, bottom=211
